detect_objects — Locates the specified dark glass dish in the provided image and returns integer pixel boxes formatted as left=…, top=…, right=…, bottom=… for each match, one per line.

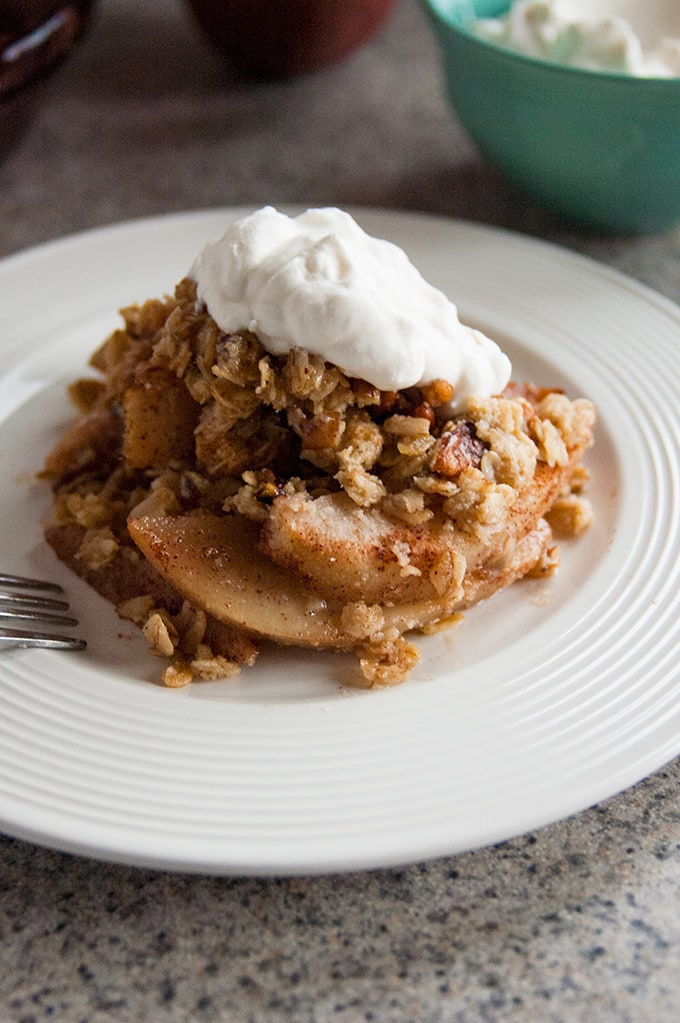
left=1, top=1, right=95, bottom=159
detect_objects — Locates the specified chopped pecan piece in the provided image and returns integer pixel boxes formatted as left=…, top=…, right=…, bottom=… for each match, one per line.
left=350, top=379, right=381, bottom=406
left=296, top=410, right=345, bottom=451
left=430, top=421, right=486, bottom=477
left=408, top=400, right=435, bottom=427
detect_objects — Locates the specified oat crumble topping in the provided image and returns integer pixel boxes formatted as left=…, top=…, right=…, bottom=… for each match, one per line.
left=42, top=279, right=596, bottom=687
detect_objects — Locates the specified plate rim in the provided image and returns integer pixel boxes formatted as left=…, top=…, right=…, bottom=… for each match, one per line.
left=1, top=206, right=679, bottom=875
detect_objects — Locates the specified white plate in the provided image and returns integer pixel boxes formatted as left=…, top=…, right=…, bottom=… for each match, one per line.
left=1, top=208, right=679, bottom=875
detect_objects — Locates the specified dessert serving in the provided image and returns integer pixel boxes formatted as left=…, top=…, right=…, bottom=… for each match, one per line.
left=41, top=207, right=596, bottom=687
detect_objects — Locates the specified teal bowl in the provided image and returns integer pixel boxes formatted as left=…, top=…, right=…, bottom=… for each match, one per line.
left=422, top=0, right=680, bottom=234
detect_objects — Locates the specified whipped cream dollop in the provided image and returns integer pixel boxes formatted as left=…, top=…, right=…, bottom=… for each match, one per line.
left=189, top=206, right=511, bottom=406
left=473, top=0, right=680, bottom=77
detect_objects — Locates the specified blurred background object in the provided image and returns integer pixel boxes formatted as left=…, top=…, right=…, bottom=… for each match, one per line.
left=423, top=0, right=680, bottom=234
left=0, top=0, right=95, bottom=160
left=184, top=0, right=397, bottom=79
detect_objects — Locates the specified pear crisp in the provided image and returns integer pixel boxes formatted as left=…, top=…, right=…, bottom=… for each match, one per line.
left=41, top=277, right=596, bottom=688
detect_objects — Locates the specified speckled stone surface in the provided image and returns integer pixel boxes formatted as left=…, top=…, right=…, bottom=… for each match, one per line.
left=1, top=1, right=679, bottom=1020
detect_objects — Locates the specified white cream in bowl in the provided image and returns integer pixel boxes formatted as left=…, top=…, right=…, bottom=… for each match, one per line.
left=473, top=0, right=680, bottom=76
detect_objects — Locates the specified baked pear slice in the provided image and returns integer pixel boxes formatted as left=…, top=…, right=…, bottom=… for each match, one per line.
left=43, top=519, right=259, bottom=667
left=260, top=460, right=580, bottom=607
left=128, top=511, right=348, bottom=649
left=127, top=509, right=555, bottom=650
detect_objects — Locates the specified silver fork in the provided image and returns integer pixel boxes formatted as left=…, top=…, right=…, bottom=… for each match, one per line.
left=0, top=573, right=87, bottom=651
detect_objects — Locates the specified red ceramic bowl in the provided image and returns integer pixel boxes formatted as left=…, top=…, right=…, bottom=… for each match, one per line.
left=184, top=0, right=397, bottom=79
left=0, top=1, right=95, bottom=159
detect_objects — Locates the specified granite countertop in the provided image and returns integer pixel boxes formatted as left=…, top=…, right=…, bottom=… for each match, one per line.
left=1, top=1, right=679, bottom=1020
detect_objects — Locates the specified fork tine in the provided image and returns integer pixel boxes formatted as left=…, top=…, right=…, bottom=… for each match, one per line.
left=0, top=573, right=64, bottom=594
left=0, top=575, right=86, bottom=652
left=0, top=607, right=79, bottom=627
left=0, top=592, right=70, bottom=611
left=0, top=627, right=87, bottom=651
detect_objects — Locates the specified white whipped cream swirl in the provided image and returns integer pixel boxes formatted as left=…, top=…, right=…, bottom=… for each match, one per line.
left=189, top=206, right=511, bottom=408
